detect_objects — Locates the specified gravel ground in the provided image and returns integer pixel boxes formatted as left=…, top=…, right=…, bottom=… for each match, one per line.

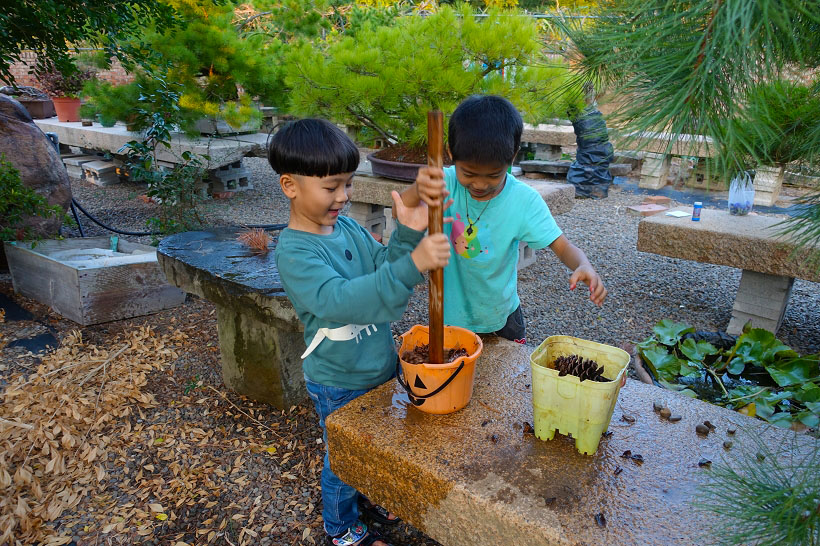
left=6, top=155, right=816, bottom=545
left=67, top=155, right=820, bottom=354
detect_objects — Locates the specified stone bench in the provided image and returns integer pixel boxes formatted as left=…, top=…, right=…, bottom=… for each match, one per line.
left=637, top=207, right=820, bottom=334
left=156, top=228, right=306, bottom=409
left=351, top=168, right=575, bottom=269
left=326, top=337, right=815, bottom=545
left=614, top=131, right=784, bottom=206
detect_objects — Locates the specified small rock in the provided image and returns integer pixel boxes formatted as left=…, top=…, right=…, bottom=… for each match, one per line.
left=723, top=441, right=733, bottom=450
left=620, top=450, right=632, bottom=458
left=490, top=434, right=498, bottom=444
left=727, top=428, right=736, bottom=435
left=704, top=420, right=716, bottom=431
left=595, top=512, right=607, bottom=528
left=698, top=458, right=712, bottom=468
left=613, top=466, right=623, bottom=476
left=653, top=401, right=664, bottom=412
left=630, top=453, right=644, bottom=464
left=756, top=452, right=766, bottom=462
left=659, top=407, right=672, bottom=420
left=602, top=430, right=613, bottom=438
left=544, top=497, right=556, bottom=505
left=696, top=424, right=710, bottom=436
left=522, top=422, right=534, bottom=435
left=481, top=420, right=490, bottom=427
left=621, top=413, right=636, bottom=423
left=668, top=414, right=682, bottom=422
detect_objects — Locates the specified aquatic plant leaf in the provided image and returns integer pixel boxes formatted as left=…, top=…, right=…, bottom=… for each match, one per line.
left=727, top=358, right=746, bottom=375
left=679, top=360, right=702, bottom=378
left=794, top=382, right=820, bottom=404
left=652, top=319, right=694, bottom=346
left=641, top=345, right=682, bottom=382
left=735, top=328, right=797, bottom=366
left=804, top=401, right=820, bottom=413
left=764, top=412, right=793, bottom=428
left=680, top=338, right=719, bottom=363
left=797, top=410, right=820, bottom=428
left=765, top=358, right=820, bottom=387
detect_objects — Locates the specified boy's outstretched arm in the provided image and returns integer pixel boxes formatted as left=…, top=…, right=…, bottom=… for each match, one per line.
left=395, top=166, right=448, bottom=217
left=548, top=235, right=607, bottom=307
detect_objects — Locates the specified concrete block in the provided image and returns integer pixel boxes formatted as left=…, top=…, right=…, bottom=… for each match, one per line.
left=63, top=155, right=104, bottom=180
left=753, top=166, right=783, bottom=206
left=519, top=160, right=571, bottom=175
left=609, top=163, right=633, bottom=177
left=516, top=241, right=536, bottom=270
left=347, top=203, right=387, bottom=239
left=727, top=270, right=794, bottom=335
left=82, top=160, right=119, bottom=186
left=534, top=143, right=562, bottom=161
left=638, top=153, right=670, bottom=189
left=627, top=204, right=668, bottom=217
left=208, top=160, right=253, bottom=193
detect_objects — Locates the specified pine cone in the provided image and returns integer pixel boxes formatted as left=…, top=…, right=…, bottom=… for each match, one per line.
left=554, top=354, right=607, bottom=382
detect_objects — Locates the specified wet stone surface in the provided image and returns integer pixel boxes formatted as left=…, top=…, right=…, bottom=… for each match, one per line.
left=327, top=337, right=817, bottom=546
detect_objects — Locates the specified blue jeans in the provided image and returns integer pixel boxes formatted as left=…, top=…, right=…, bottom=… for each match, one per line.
left=304, top=377, right=371, bottom=536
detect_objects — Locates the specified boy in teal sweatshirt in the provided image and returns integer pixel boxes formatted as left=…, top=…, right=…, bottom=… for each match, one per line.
left=271, top=119, right=450, bottom=546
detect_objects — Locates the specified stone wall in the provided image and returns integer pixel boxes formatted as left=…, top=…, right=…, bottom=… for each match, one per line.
left=2, top=51, right=134, bottom=88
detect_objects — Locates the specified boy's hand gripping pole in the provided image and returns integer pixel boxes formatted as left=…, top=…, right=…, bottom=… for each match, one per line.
left=427, top=110, right=444, bottom=364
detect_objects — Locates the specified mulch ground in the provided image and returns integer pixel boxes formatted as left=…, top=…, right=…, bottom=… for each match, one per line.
left=0, top=277, right=439, bottom=546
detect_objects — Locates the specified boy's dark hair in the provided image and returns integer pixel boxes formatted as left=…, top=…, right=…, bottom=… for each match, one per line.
left=268, top=118, right=359, bottom=177
left=448, top=95, right=523, bottom=165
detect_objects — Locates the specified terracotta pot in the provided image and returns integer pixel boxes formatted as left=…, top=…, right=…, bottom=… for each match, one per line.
left=52, top=97, right=82, bottom=122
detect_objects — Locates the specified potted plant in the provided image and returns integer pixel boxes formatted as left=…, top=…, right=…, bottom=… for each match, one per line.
left=37, top=66, right=95, bottom=122
left=285, top=6, right=585, bottom=181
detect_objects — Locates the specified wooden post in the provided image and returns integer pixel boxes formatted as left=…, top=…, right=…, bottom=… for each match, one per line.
left=427, top=110, right=444, bottom=364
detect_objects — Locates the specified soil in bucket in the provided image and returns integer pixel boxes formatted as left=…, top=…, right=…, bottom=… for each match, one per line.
left=401, top=343, right=468, bottom=364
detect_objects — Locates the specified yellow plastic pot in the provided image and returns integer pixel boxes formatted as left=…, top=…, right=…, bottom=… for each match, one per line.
left=530, top=336, right=629, bottom=455
left=397, top=325, right=483, bottom=415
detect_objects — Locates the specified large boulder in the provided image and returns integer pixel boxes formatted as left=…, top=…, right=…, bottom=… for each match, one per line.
left=0, top=94, right=72, bottom=269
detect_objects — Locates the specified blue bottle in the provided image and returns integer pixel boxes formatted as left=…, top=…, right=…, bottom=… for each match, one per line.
left=692, top=201, right=702, bottom=221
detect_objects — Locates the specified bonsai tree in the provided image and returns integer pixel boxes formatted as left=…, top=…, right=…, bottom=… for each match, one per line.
left=35, top=65, right=94, bottom=99
left=284, top=5, right=585, bottom=149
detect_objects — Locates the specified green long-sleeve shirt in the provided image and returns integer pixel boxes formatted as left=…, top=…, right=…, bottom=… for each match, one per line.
left=274, top=216, right=425, bottom=389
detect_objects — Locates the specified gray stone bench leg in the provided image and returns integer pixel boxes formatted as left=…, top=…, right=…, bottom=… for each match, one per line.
left=727, top=270, right=794, bottom=335
left=216, top=305, right=306, bottom=409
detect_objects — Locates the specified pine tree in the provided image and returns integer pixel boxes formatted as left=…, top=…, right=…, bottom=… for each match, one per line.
left=285, top=5, right=586, bottom=147
left=556, top=0, right=820, bottom=265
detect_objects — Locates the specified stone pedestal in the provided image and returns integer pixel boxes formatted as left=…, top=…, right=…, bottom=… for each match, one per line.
left=727, top=270, right=795, bottom=334
left=638, top=152, right=670, bottom=189
left=533, top=143, right=562, bottom=161
left=753, top=165, right=784, bottom=207
left=157, top=229, right=306, bottom=409
left=326, top=338, right=816, bottom=546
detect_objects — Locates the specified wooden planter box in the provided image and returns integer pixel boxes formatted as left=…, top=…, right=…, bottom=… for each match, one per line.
left=4, top=236, right=186, bottom=325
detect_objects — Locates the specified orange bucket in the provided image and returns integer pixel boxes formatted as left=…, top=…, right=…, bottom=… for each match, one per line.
left=396, top=325, right=483, bottom=414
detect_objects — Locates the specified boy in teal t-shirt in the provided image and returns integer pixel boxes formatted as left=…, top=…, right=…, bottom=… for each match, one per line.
left=271, top=119, right=450, bottom=546
left=401, top=95, right=607, bottom=342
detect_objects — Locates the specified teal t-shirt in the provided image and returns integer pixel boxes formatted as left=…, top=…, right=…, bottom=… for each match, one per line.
left=275, top=216, right=424, bottom=390
left=443, top=166, right=563, bottom=332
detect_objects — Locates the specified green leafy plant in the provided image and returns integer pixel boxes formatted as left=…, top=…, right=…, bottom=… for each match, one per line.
left=80, top=79, right=142, bottom=127
left=637, top=320, right=820, bottom=429
left=696, top=432, right=820, bottom=545
left=0, top=155, right=69, bottom=242
left=285, top=6, right=585, bottom=148
left=117, top=71, right=206, bottom=240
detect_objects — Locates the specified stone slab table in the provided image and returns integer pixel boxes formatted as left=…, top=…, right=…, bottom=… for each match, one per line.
left=157, top=228, right=306, bottom=409
left=327, top=337, right=817, bottom=546
left=637, top=207, right=820, bottom=335
left=34, top=118, right=270, bottom=170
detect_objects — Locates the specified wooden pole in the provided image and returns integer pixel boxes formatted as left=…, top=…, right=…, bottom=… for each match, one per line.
left=427, top=110, right=444, bottom=364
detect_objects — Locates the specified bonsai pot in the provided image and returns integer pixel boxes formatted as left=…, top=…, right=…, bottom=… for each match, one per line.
left=52, top=97, right=82, bottom=122
left=367, top=152, right=422, bottom=182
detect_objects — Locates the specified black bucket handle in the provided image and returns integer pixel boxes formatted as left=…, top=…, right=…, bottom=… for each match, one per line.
left=396, top=358, right=465, bottom=407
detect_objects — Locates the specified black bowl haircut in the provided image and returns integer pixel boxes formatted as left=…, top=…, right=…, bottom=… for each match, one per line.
left=268, top=118, right=360, bottom=177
